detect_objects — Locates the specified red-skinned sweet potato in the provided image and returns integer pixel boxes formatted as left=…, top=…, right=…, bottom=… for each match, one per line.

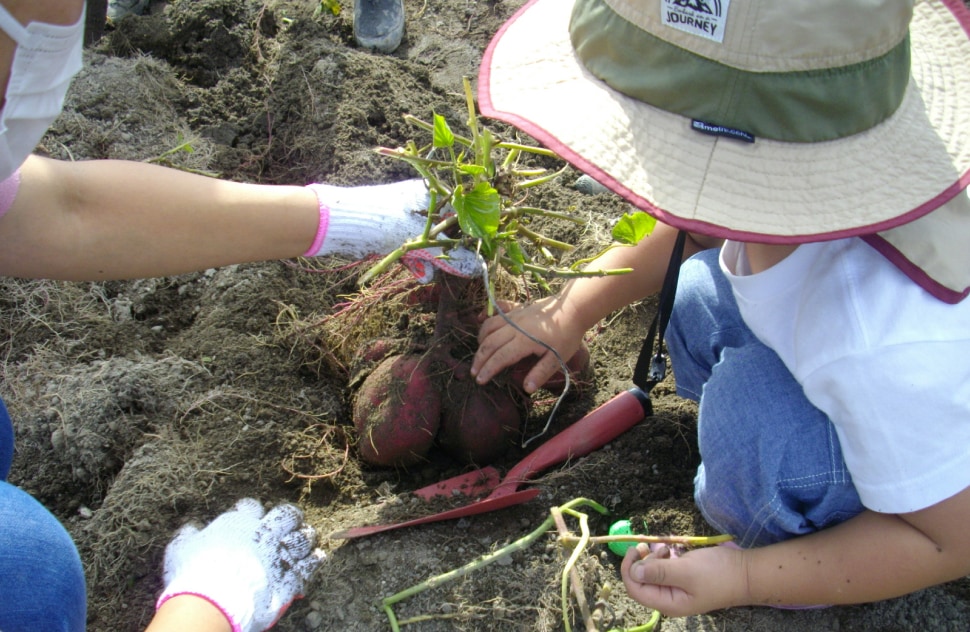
left=353, top=353, right=441, bottom=467
left=437, top=362, right=523, bottom=464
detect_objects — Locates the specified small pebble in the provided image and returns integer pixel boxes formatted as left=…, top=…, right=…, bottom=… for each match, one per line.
left=305, top=610, right=323, bottom=629
left=574, top=174, right=612, bottom=195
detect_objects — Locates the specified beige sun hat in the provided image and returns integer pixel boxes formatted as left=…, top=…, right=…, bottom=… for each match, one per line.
left=479, top=0, right=970, bottom=302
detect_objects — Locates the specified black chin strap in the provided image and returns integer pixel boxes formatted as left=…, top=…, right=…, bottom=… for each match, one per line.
left=632, top=230, right=687, bottom=394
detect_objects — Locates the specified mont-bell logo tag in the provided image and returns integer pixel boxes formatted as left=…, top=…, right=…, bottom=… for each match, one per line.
left=691, top=120, right=755, bottom=143
left=662, top=0, right=731, bottom=43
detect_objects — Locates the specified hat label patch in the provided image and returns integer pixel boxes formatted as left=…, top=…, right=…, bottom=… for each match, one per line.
left=691, top=120, right=755, bottom=143
left=662, top=0, right=730, bottom=43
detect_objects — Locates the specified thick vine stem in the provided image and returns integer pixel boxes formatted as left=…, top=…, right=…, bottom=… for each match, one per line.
left=494, top=140, right=560, bottom=158
left=516, top=164, right=571, bottom=189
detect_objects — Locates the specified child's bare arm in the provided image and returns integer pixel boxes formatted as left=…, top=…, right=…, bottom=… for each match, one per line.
left=745, top=485, right=970, bottom=606
left=622, top=485, right=970, bottom=615
left=0, top=156, right=319, bottom=281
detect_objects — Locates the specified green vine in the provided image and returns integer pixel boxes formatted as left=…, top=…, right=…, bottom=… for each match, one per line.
left=360, top=76, right=656, bottom=302
left=379, top=497, right=731, bottom=631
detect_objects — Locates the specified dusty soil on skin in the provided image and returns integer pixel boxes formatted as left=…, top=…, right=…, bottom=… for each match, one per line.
left=4, top=0, right=969, bottom=630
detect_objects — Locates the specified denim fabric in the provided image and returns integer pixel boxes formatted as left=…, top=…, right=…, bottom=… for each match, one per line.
left=666, top=248, right=865, bottom=547
left=0, top=396, right=11, bottom=480
left=0, top=398, right=86, bottom=632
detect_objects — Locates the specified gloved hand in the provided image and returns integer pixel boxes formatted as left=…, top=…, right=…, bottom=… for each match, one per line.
left=304, top=179, right=430, bottom=260
left=156, top=498, right=324, bottom=632
left=304, top=179, right=480, bottom=283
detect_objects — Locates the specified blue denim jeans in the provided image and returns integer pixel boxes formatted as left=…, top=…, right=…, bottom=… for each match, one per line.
left=0, top=397, right=87, bottom=632
left=666, top=249, right=865, bottom=547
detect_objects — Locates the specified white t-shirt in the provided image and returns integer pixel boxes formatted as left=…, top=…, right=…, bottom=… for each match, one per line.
left=720, top=238, right=970, bottom=514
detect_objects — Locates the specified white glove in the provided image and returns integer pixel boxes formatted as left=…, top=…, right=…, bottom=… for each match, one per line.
left=156, top=498, right=324, bottom=632
left=304, top=179, right=432, bottom=259
left=305, top=179, right=482, bottom=283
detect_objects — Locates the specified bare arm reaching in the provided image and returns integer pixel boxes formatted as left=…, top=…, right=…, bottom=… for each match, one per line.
left=0, top=156, right=319, bottom=280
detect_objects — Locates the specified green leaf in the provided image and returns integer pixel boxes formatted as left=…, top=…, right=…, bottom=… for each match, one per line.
left=458, top=164, right=488, bottom=177
left=452, top=182, right=500, bottom=253
left=612, top=212, right=656, bottom=245
left=504, top=240, right=526, bottom=275
left=319, top=0, right=340, bottom=15
left=433, top=113, right=455, bottom=149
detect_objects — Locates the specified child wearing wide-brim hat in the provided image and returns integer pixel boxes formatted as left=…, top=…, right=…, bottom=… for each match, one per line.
left=471, top=0, right=970, bottom=615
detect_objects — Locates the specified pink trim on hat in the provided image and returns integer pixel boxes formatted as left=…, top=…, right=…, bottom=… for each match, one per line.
left=944, top=0, right=970, bottom=36
left=478, top=0, right=970, bottom=245
left=861, top=234, right=970, bottom=305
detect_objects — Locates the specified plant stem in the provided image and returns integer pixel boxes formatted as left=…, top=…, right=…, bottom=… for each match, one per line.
left=380, top=516, right=553, bottom=631
left=607, top=609, right=661, bottom=632
left=374, top=146, right=455, bottom=169
left=517, top=165, right=571, bottom=189
left=356, top=237, right=459, bottom=286
left=403, top=114, right=474, bottom=148
left=504, top=206, right=587, bottom=225
left=514, top=260, right=634, bottom=279
left=495, top=141, right=560, bottom=158
left=380, top=498, right=608, bottom=632
left=556, top=506, right=595, bottom=632
left=516, top=224, right=576, bottom=252
left=561, top=533, right=734, bottom=547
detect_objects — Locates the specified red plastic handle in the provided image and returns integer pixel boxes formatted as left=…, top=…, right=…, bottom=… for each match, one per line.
left=493, top=388, right=650, bottom=494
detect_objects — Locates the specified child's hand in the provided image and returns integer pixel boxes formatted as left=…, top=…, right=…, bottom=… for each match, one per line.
left=471, top=295, right=586, bottom=394
left=620, top=542, right=749, bottom=617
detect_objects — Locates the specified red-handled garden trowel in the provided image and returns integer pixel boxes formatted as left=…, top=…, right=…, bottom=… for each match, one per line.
left=330, top=387, right=652, bottom=539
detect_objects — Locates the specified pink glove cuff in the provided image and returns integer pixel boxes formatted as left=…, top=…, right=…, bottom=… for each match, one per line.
left=0, top=169, right=21, bottom=220
left=156, top=591, right=242, bottom=632
left=302, top=185, right=330, bottom=257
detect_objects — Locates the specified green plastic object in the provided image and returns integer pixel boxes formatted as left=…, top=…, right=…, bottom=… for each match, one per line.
left=608, top=519, right=637, bottom=556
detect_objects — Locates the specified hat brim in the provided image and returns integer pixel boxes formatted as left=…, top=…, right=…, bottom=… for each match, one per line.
left=478, top=0, right=970, bottom=243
